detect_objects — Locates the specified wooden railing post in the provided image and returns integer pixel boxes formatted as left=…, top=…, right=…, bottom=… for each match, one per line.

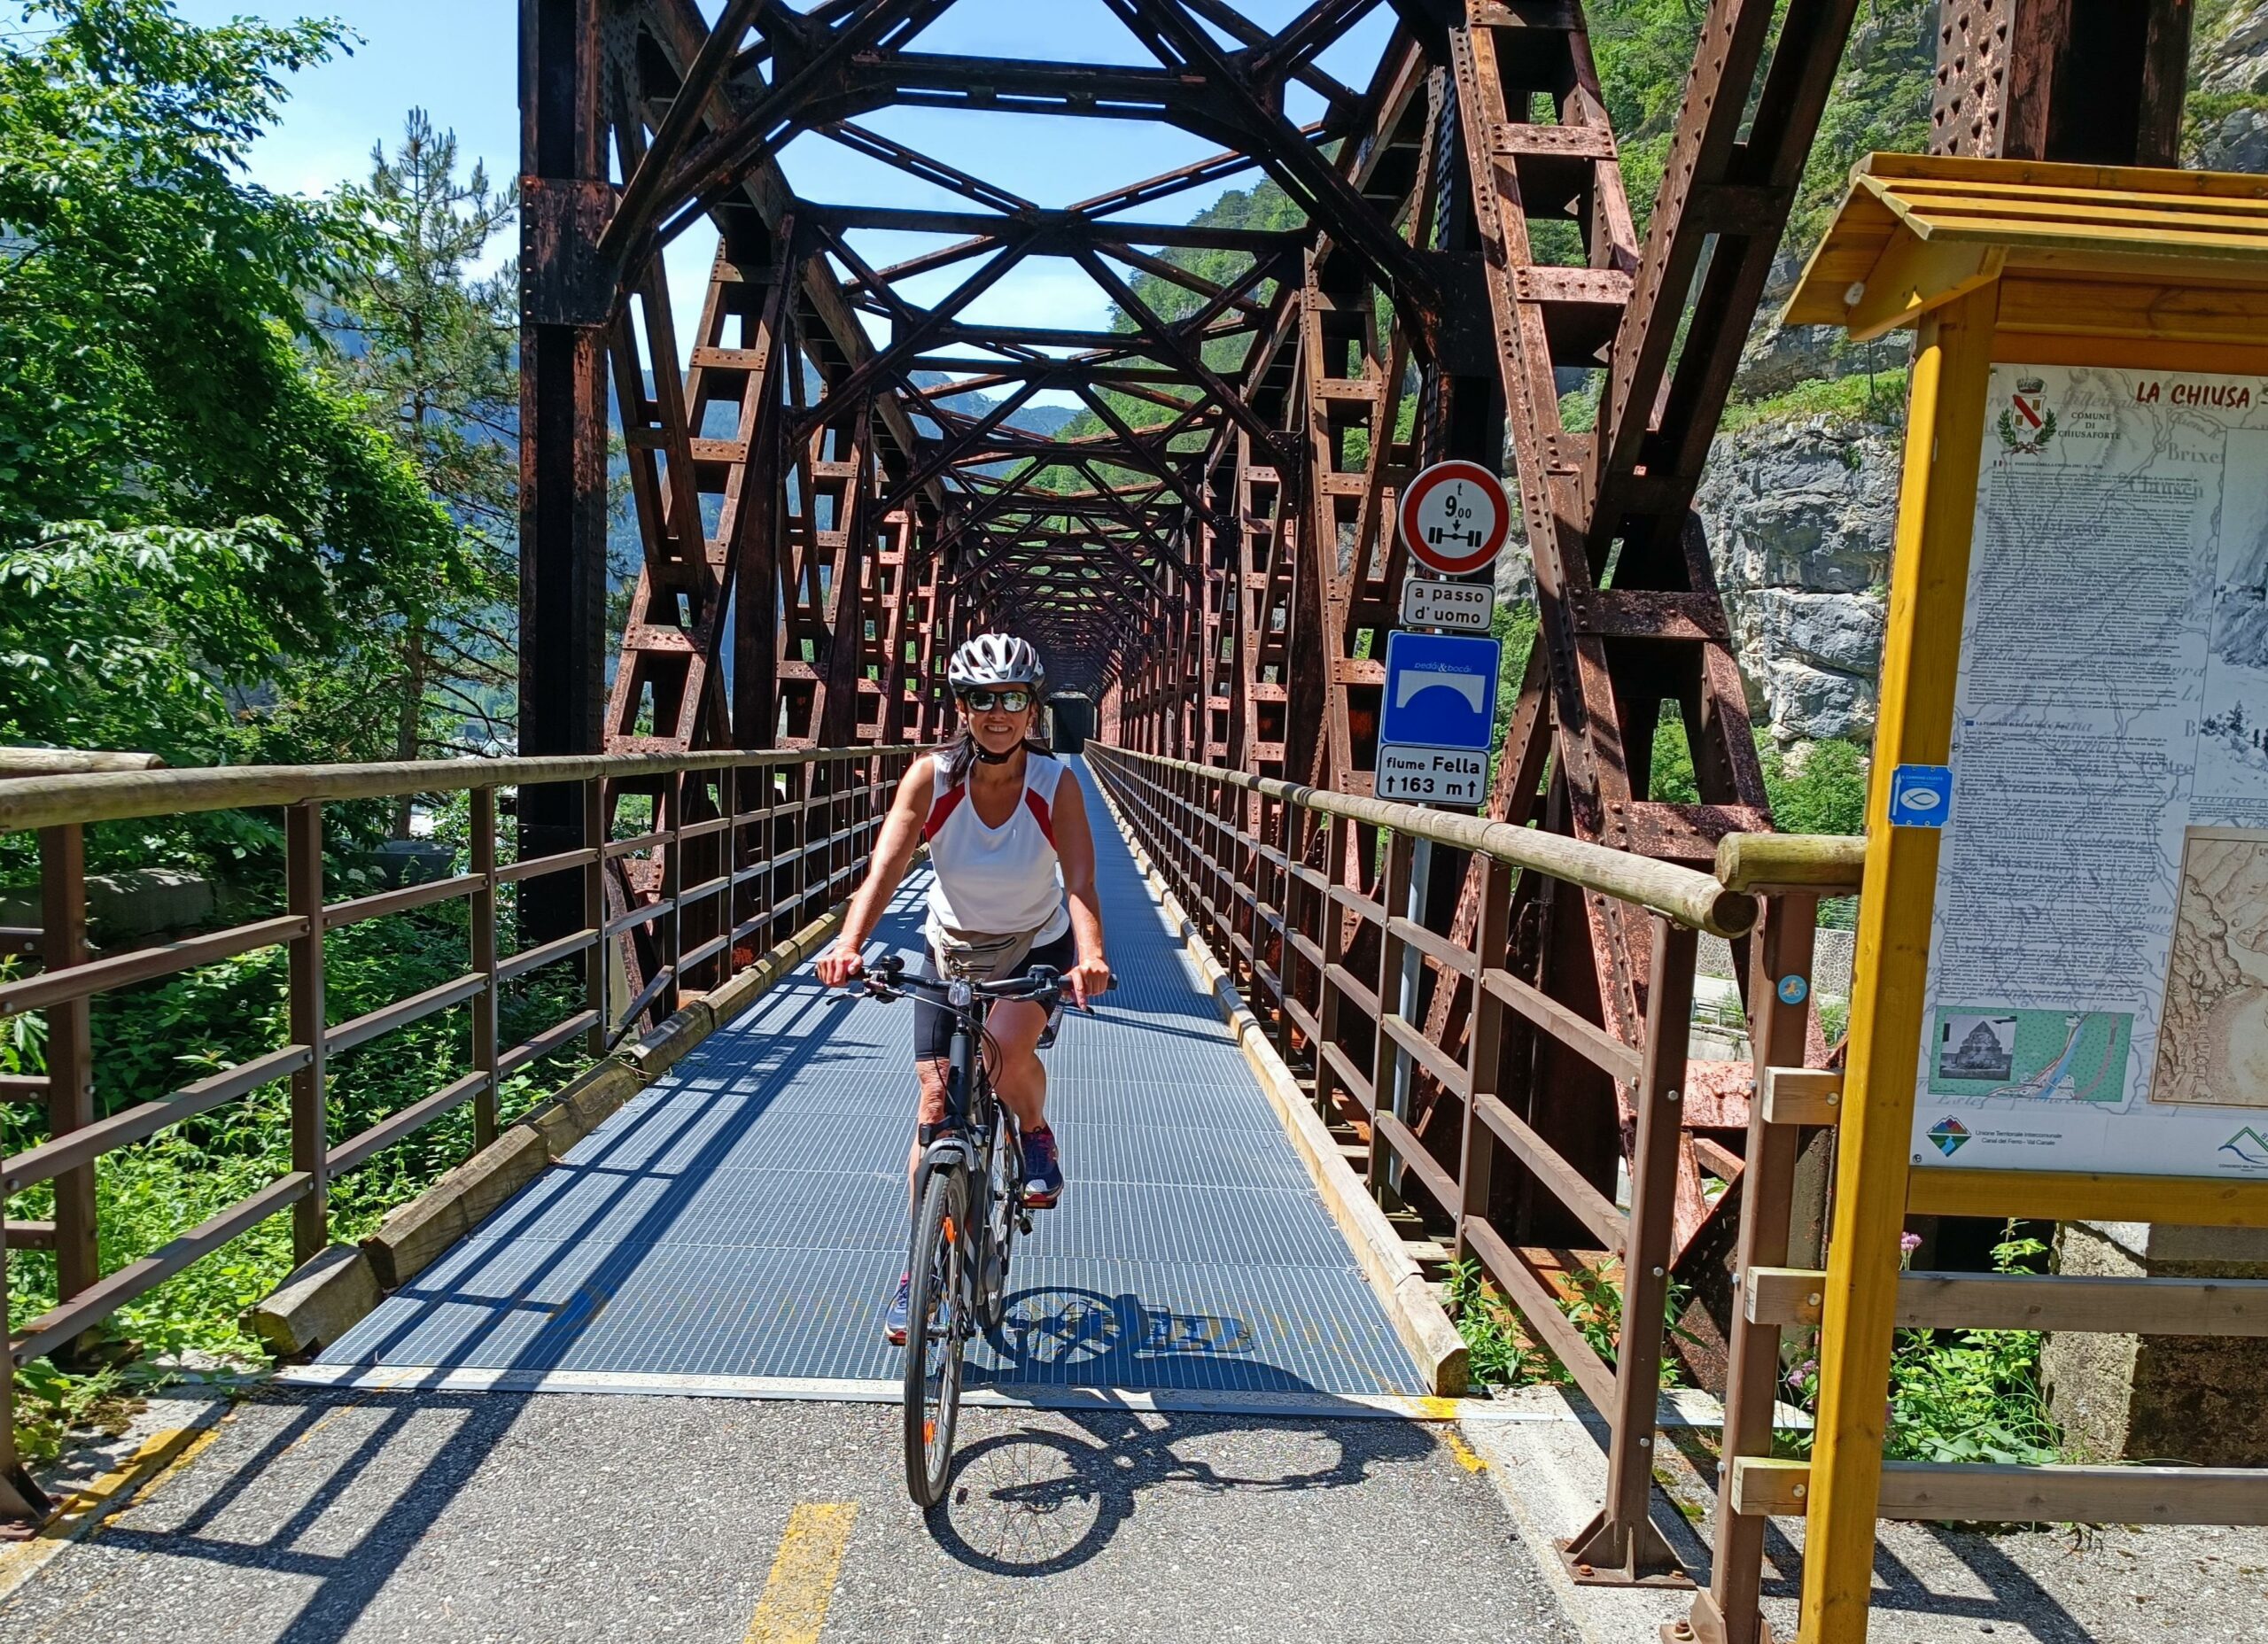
left=284, top=802, right=329, bottom=1268
left=470, top=787, right=500, bottom=1149
left=1565, top=913, right=1697, bottom=1586
left=1687, top=888, right=1821, bottom=1644
left=583, top=776, right=608, bottom=1055
left=0, top=1217, right=50, bottom=1521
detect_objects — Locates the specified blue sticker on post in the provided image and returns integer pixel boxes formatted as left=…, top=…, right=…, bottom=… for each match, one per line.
left=1887, top=764, right=1953, bottom=828
left=1777, top=974, right=1809, bottom=1006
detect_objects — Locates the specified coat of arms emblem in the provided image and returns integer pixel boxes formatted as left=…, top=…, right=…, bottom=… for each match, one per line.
left=1997, top=376, right=2056, bottom=454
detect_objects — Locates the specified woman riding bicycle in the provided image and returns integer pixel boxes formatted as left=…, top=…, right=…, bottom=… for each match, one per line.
left=814, top=632, right=1111, bottom=1342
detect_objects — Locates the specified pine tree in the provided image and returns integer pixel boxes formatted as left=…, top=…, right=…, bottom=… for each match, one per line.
left=324, top=110, right=519, bottom=827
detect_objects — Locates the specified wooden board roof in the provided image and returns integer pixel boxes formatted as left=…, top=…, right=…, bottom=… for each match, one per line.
left=1787, top=153, right=2268, bottom=340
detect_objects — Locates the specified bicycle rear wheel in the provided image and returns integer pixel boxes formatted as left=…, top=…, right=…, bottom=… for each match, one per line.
left=903, top=1164, right=968, bottom=1508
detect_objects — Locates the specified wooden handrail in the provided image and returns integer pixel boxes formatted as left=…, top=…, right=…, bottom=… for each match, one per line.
left=1713, top=829, right=1866, bottom=895
left=1091, top=743, right=1758, bottom=937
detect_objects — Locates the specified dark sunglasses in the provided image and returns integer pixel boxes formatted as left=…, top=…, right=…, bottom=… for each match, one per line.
left=960, top=687, right=1031, bottom=713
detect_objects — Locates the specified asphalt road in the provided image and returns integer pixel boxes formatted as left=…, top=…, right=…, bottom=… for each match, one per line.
left=0, top=1388, right=1582, bottom=1644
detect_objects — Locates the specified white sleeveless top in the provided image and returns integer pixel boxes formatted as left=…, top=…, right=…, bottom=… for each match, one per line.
left=920, top=752, right=1069, bottom=946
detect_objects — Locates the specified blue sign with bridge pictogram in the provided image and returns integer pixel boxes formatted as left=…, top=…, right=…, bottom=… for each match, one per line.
left=1379, top=630, right=1502, bottom=753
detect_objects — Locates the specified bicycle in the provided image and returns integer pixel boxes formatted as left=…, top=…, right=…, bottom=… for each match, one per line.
left=860, top=952, right=1068, bottom=1508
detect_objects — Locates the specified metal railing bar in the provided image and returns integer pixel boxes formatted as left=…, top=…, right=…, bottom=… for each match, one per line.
left=602, top=828, right=670, bottom=858
left=1462, top=1219, right=1619, bottom=1413
left=676, top=814, right=734, bottom=841
left=1387, top=914, right=1480, bottom=981
left=497, top=1009, right=602, bottom=1079
left=0, top=915, right=307, bottom=1018
left=1372, top=1107, right=1461, bottom=1214
left=322, top=872, right=482, bottom=931
left=1317, top=1039, right=1374, bottom=1111
left=496, top=927, right=600, bottom=983
left=327, top=972, right=486, bottom=1057
left=494, top=844, right=601, bottom=885
left=11, top=1172, right=313, bottom=1365
left=1480, top=965, right=1644, bottom=1086
left=1323, top=962, right=1381, bottom=1020
left=2, top=1044, right=312, bottom=1192
left=1326, top=883, right=1389, bottom=928
left=1380, top=1012, right=1470, bottom=1099
left=677, top=872, right=733, bottom=909
left=604, top=898, right=678, bottom=937
left=1472, top=1092, right=1630, bottom=1255
left=327, top=1070, right=490, bottom=1176
left=678, top=929, right=734, bottom=972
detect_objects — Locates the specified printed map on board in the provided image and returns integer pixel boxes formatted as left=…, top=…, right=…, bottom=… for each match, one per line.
left=2153, top=828, right=2268, bottom=1109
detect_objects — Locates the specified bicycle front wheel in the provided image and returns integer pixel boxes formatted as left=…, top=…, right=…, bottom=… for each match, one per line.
left=904, top=1163, right=968, bottom=1508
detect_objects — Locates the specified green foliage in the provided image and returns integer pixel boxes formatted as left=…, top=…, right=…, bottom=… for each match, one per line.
left=0, top=521, right=297, bottom=759
left=1781, top=1225, right=2059, bottom=1470
left=1720, top=367, right=1909, bottom=437
left=1446, top=1257, right=1542, bottom=1389
left=323, top=110, right=521, bottom=771
left=1759, top=735, right=1869, bottom=836
left=1445, top=1255, right=1692, bottom=1392
left=0, top=0, right=458, bottom=765
left=1887, top=1228, right=2058, bottom=1466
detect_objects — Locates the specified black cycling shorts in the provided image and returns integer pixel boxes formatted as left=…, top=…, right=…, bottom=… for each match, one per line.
left=913, top=929, right=1076, bottom=1061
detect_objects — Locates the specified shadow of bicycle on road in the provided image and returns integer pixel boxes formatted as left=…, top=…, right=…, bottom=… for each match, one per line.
left=926, top=1282, right=1442, bottom=1577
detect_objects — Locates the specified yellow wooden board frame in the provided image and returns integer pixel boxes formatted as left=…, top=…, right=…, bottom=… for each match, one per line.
left=1787, top=154, right=2268, bottom=1644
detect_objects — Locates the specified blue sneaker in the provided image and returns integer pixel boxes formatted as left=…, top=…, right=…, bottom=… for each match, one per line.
left=1021, top=1125, right=1064, bottom=1209
left=883, top=1272, right=912, bottom=1344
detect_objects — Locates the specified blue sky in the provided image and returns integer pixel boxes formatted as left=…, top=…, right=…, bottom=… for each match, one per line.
left=168, top=1, right=1395, bottom=387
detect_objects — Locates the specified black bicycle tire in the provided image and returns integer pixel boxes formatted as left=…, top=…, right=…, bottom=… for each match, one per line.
left=980, top=1107, right=1020, bottom=1331
left=904, top=1164, right=967, bottom=1508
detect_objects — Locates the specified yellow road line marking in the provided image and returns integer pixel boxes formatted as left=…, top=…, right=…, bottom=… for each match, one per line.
left=0, top=1412, right=228, bottom=1604
left=743, top=1501, right=858, bottom=1644
left=1439, top=1428, right=1487, bottom=1474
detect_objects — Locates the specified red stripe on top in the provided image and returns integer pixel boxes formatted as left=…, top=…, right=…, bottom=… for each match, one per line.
left=1023, top=787, right=1056, bottom=849
left=922, top=785, right=966, bottom=842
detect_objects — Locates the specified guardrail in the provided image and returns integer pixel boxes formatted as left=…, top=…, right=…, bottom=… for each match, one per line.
left=0, top=743, right=913, bottom=1516
left=1089, top=742, right=1784, bottom=1584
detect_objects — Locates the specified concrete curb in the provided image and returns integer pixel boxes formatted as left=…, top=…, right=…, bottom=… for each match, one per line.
left=1090, top=770, right=1470, bottom=1398
left=247, top=906, right=845, bottom=1357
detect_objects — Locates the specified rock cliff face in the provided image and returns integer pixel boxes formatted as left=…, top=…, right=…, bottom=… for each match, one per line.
left=1697, top=415, right=1899, bottom=744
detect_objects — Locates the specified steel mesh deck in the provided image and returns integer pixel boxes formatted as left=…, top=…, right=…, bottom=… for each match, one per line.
left=320, top=759, right=1425, bottom=1398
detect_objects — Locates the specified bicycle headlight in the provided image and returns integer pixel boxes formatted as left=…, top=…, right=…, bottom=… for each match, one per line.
left=948, top=980, right=974, bottom=1010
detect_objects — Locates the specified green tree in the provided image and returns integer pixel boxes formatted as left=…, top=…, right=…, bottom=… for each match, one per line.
left=323, top=110, right=520, bottom=813
left=0, top=0, right=455, bottom=762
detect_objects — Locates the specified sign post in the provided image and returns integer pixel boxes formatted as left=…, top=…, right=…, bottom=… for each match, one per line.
left=1380, top=460, right=1512, bottom=1197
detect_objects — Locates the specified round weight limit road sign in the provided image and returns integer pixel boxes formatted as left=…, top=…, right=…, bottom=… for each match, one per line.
left=1399, top=459, right=1510, bottom=577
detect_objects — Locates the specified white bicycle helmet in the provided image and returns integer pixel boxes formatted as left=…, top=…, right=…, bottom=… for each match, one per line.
left=946, top=632, right=1045, bottom=693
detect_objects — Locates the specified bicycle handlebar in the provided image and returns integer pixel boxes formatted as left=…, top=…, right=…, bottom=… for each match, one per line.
left=860, top=953, right=1070, bottom=1008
